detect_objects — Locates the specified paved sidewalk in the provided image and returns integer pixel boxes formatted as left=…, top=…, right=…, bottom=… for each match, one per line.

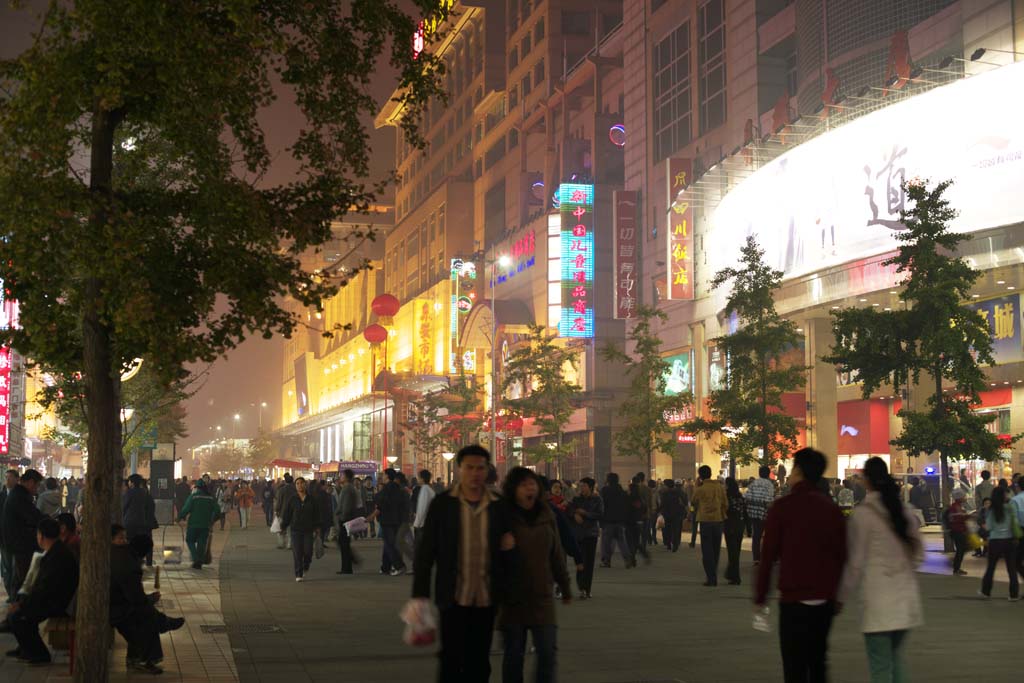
left=0, top=522, right=239, bottom=682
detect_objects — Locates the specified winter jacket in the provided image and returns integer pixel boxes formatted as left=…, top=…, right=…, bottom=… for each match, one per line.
left=743, top=477, right=775, bottom=520
left=281, top=493, right=322, bottom=534
left=1, top=484, right=44, bottom=555
left=600, top=483, right=631, bottom=524
left=658, top=487, right=687, bottom=522
left=568, top=494, right=603, bottom=539
left=498, top=502, right=571, bottom=626
left=17, top=540, right=78, bottom=621
left=838, top=492, right=924, bottom=633
left=177, top=492, right=218, bottom=530
left=376, top=481, right=410, bottom=526
left=110, top=544, right=151, bottom=624
left=236, top=487, right=255, bottom=508
left=122, top=487, right=157, bottom=533
left=36, top=489, right=63, bottom=518
left=725, top=493, right=747, bottom=536
left=691, top=479, right=728, bottom=523
left=273, top=482, right=296, bottom=516
left=335, top=482, right=359, bottom=525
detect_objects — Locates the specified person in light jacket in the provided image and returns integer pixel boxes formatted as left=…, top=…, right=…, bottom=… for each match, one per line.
left=838, top=457, right=924, bottom=683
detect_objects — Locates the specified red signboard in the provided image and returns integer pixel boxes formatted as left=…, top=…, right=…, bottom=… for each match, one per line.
left=613, top=191, right=639, bottom=319
left=666, top=158, right=694, bottom=300
left=0, top=347, right=11, bottom=454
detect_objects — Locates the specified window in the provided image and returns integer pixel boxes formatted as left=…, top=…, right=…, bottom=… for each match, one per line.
left=698, top=0, right=726, bottom=133
left=510, top=0, right=519, bottom=31
left=562, top=11, right=589, bottom=35
left=509, top=85, right=519, bottom=109
left=652, top=23, right=693, bottom=161
left=786, top=49, right=798, bottom=97
left=534, top=18, right=545, bottom=42
left=521, top=34, right=531, bottom=57
left=534, top=59, right=545, bottom=87
left=521, top=73, right=531, bottom=98
left=485, top=138, right=507, bottom=169
left=651, top=0, right=668, bottom=11
left=508, top=128, right=519, bottom=149
left=509, top=47, right=519, bottom=71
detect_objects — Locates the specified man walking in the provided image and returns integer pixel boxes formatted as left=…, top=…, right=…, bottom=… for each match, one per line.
left=599, top=473, right=632, bottom=568
left=1011, top=479, right=1024, bottom=581
left=173, top=476, right=191, bottom=520
left=690, top=465, right=727, bottom=586
left=0, top=469, right=44, bottom=595
left=755, top=448, right=846, bottom=683
left=373, top=468, right=409, bottom=576
left=334, top=469, right=359, bottom=575
left=412, top=445, right=512, bottom=682
left=975, top=470, right=994, bottom=511
left=658, top=479, right=687, bottom=552
left=744, top=465, right=776, bottom=565
left=274, top=474, right=296, bottom=549
left=569, top=477, right=603, bottom=599
left=634, top=473, right=654, bottom=556
left=0, top=468, right=19, bottom=597
left=177, top=481, right=218, bottom=569
left=123, top=474, right=158, bottom=567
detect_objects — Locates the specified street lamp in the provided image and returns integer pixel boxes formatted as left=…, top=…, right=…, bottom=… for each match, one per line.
left=386, top=455, right=398, bottom=467
left=490, top=253, right=512, bottom=458
left=442, top=451, right=455, bottom=485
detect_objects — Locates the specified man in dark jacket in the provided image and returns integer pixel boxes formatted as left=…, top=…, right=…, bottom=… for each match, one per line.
left=755, top=448, right=847, bottom=683
left=111, top=531, right=185, bottom=674
left=412, top=445, right=512, bottom=683
left=0, top=468, right=19, bottom=597
left=123, top=475, right=158, bottom=567
left=173, top=476, right=191, bottom=519
left=568, top=477, right=603, bottom=599
left=658, top=479, right=688, bottom=552
left=274, top=474, right=296, bottom=549
left=7, top=518, right=78, bottom=664
left=373, top=468, right=409, bottom=576
left=599, top=472, right=632, bottom=568
left=1, top=469, right=44, bottom=595
left=280, top=477, right=321, bottom=581
left=334, top=469, right=360, bottom=575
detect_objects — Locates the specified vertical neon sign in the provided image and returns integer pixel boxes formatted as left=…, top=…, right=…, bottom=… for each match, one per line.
left=558, top=183, right=595, bottom=338
left=0, top=347, right=10, bottom=454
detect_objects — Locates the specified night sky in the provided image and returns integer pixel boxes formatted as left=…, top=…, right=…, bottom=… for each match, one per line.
left=0, top=3, right=402, bottom=449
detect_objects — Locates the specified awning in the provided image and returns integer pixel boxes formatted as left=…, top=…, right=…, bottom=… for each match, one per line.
left=319, top=460, right=379, bottom=476
left=268, top=459, right=315, bottom=471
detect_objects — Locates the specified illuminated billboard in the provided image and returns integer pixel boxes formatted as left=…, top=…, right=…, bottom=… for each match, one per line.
left=557, top=183, right=595, bottom=338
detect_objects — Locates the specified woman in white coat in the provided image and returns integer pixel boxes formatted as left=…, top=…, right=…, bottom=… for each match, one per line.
left=838, top=457, right=924, bottom=683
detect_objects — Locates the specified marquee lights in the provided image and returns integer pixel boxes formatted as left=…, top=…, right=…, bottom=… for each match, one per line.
left=558, top=183, right=595, bottom=338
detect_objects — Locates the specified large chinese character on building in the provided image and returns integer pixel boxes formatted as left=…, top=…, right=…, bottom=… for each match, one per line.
left=666, top=158, right=694, bottom=300
left=613, top=190, right=638, bottom=319
left=558, top=183, right=595, bottom=338
left=0, top=346, right=10, bottom=455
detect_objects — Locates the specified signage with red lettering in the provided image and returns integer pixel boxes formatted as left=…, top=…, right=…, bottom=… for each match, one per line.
left=0, top=347, right=10, bottom=454
left=614, top=191, right=638, bottom=319
left=666, top=159, right=694, bottom=300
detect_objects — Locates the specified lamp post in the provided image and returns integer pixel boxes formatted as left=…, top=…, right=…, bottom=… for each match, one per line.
left=490, top=253, right=512, bottom=458
left=442, top=451, right=455, bottom=485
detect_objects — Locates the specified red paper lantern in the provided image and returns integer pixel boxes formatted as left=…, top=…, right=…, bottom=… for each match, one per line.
left=363, top=323, right=387, bottom=345
left=372, top=294, right=400, bottom=324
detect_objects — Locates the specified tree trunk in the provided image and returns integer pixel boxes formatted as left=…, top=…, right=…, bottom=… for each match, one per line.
left=933, top=365, right=953, bottom=552
left=74, top=107, right=122, bottom=683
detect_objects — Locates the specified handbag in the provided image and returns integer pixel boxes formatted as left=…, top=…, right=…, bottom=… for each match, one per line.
left=270, top=515, right=282, bottom=534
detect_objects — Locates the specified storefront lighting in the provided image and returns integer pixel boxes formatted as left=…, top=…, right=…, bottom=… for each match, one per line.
left=871, top=303, right=880, bottom=307
left=996, top=280, right=1005, bottom=284
left=348, top=353, right=355, bottom=360
left=884, top=307, right=892, bottom=311
left=831, top=306, right=840, bottom=310
left=442, top=452, right=455, bottom=462
left=859, top=298, right=867, bottom=303
left=498, top=254, right=513, bottom=268
left=1009, top=286, right=1016, bottom=290
left=972, top=294, right=980, bottom=298
left=358, top=348, right=365, bottom=355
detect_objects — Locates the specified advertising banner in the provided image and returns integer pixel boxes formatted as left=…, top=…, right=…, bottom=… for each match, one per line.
left=613, top=190, right=639, bottom=319
left=666, top=158, right=694, bottom=300
left=558, top=183, right=595, bottom=338
left=967, top=293, right=1023, bottom=365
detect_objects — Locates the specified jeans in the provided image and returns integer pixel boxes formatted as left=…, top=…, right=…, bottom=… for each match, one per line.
left=698, top=521, right=723, bottom=585
left=185, top=528, right=210, bottom=566
left=439, top=606, right=495, bottom=683
left=751, top=518, right=765, bottom=563
left=337, top=526, right=354, bottom=573
left=380, top=524, right=405, bottom=572
left=502, top=624, right=557, bottom=683
left=949, top=530, right=967, bottom=572
left=724, top=526, right=743, bottom=583
left=779, top=601, right=835, bottom=683
left=290, top=530, right=314, bottom=577
left=981, top=538, right=1019, bottom=598
left=576, top=536, right=598, bottom=594
left=689, top=511, right=700, bottom=546
left=625, top=521, right=641, bottom=560
left=600, top=523, right=631, bottom=566
left=864, top=630, right=908, bottom=683
left=264, top=501, right=274, bottom=526
left=239, top=507, right=250, bottom=528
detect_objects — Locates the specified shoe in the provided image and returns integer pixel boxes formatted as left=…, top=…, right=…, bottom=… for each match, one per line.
left=977, top=591, right=990, bottom=599
left=702, top=581, right=717, bottom=587
left=295, top=576, right=304, bottom=582
left=131, top=660, right=164, bottom=675
left=954, top=569, right=968, bottom=576
left=578, top=592, right=589, bottom=600
left=389, top=568, right=403, bottom=577
left=753, top=561, right=760, bottom=566
left=166, top=617, right=185, bottom=632
left=336, top=570, right=353, bottom=575
left=5, top=648, right=21, bottom=658
left=727, top=580, right=741, bottom=586
left=191, top=562, right=202, bottom=569
left=25, top=658, right=52, bottom=667
left=688, top=543, right=696, bottom=548
left=599, top=562, right=611, bottom=569
left=1009, top=596, right=1021, bottom=602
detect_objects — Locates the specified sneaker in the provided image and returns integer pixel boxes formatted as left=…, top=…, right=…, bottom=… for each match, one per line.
left=1009, top=596, right=1021, bottom=602
left=578, top=592, right=589, bottom=600
left=295, top=576, right=304, bottom=582
left=954, top=569, right=968, bottom=576
left=599, top=561, right=611, bottom=569
left=977, top=591, right=990, bottom=599
left=165, top=617, right=186, bottom=632
left=131, top=660, right=164, bottom=675
left=389, top=568, right=404, bottom=577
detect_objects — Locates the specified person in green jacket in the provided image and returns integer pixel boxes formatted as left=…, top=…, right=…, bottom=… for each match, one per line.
left=177, top=482, right=218, bottom=569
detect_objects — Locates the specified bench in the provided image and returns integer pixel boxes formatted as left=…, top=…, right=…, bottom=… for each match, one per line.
left=43, top=615, right=76, bottom=675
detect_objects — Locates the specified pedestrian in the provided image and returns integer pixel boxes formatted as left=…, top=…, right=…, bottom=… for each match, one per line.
left=625, top=475, right=649, bottom=562
left=411, top=444, right=512, bottom=683
left=236, top=481, right=254, bottom=529
left=262, top=479, right=275, bottom=526
left=687, top=478, right=700, bottom=548
left=499, top=467, right=571, bottom=683
left=334, top=469, right=360, bottom=575
left=568, top=477, right=603, bottom=599
left=173, top=477, right=191, bottom=520
left=755, top=448, right=847, bottom=683
left=65, top=478, right=80, bottom=515
left=177, top=481, right=218, bottom=570
left=691, top=465, right=727, bottom=587
left=743, top=465, right=774, bottom=565
left=723, top=477, right=747, bottom=586
left=0, top=468, right=20, bottom=597
left=838, top=457, right=924, bottom=683
left=646, top=479, right=660, bottom=546
left=658, top=479, right=687, bottom=552
left=1011, top=480, right=1024, bottom=581
left=34, top=478, right=62, bottom=519
left=371, top=468, right=409, bottom=576
left=599, top=472, right=632, bottom=568
left=548, top=480, right=567, bottom=511
left=274, top=473, right=296, bottom=549
left=975, top=469, right=994, bottom=511
left=216, top=483, right=232, bottom=531
left=946, top=489, right=970, bottom=576
left=1, top=469, right=45, bottom=595
left=978, top=483, right=1020, bottom=600
left=413, top=469, right=436, bottom=548
left=363, top=478, right=377, bottom=538
left=122, top=474, right=158, bottom=567
left=310, top=480, right=333, bottom=545
left=280, top=477, right=321, bottom=582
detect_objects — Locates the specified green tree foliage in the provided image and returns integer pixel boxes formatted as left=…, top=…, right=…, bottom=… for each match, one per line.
left=602, top=306, right=690, bottom=469
left=825, top=179, right=1019, bottom=504
left=0, top=3, right=443, bottom=679
left=682, top=237, right=806, bottom=471
left=406, top=373, right=482, bottom=473
left=245, top=429, right=277, bottom=474
left=501, top=324, right=582, bottom=466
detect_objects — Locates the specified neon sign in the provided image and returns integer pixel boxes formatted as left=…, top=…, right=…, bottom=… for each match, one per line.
left=496, top=231, right=536, bottom=284
left=667, top=158, right=694, bottom=300
left=558, top=183, right=595, bottom=338
left=412, top=0, right=455, bottom=60
left=0, top=347, right=10, bottom=454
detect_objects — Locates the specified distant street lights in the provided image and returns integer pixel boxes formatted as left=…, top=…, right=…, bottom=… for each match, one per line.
left=442, top=451, right=455, bottom=485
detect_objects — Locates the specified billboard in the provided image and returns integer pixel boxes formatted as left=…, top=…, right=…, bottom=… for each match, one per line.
left=667, top=159, right=694, bottom=300
left=662, top=351, right=692, bottom=396
left=712, top=60, right=1024, bottom=280
left=613, top=191, right=639, bottom=319
left=967, top=293, right=1023, bottom=365
left=0, top=347, right=10, bottom=454
left=558, top=183, right=595, bottom=338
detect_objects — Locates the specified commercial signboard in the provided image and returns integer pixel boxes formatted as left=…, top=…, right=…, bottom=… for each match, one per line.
left=661, top=351, right=692, bottom=396
left=713, top=60, right=1024, bottom=281
left=967, top=293, right=1023, bottom=365
left=0, top=347, right=10, bottom=454
left=666, top=158, right=694, bottom=300
left=558, top=183, right=595, bottom=338
left=613, top=190, right=639, bottom=319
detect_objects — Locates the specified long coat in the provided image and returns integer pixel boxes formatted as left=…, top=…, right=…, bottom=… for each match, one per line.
left=838, top=492, right=924, bottom=633
left=498, top=503, right=571, bottom=627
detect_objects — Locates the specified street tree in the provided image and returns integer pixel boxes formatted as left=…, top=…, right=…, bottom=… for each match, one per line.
left=246, top=430, right=277, bottom=475
left=602, top=306, right=691, bottom=471
left=682, top=236, right=806, bottom=474
left=0, top=3, right=444, bottom=679
left=405, top=373, right=481, bottom=479
left=501, top=324, right=582, bottom=471
left=825, top=179, right=1019, bottom=509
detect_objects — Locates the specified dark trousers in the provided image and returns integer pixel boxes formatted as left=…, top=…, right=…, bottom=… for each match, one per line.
left=981, top=538, right=1019, bottom=598
left=380, top=524, right=405, bottom=572
left=665, top=517, right=683, bottom=551
left=751, top=518, right=765, bottom=563
left=576, top=536, right=598, bottom=594
left=439, top=605, right=495, bottom=683
left=126, top=527, right=154, bottom=567
left=290, top=530, right=314, bottom=577
left=11, top=552, right=32, bottom=595
left=779, top=601, right=835, bottom=683
left=689, top=512, right=699, bottom=546
left=10, top=611, right=52, bottom=662
left=698, top=521, right=723, bottom=585
left=185, top=528, right=210, bottom=566
left=337, top=526, right=354, bottom=573
left=625, top=521, right=640, bottom=559
left=264, top=501, right=274, bottom=526
left=724, top=527, right=743, bottom=583
left=1018, top=537, right=1024, bottom=582
left=647, top=516, right=658, bottom=545
left=950, top=530, right=967, bottom=572
left=0, top=548, right=14, bottom=599
left=502, top=623, right=557, bottom=683
left=599, top=523, right=630, bottom=565
left=114, top=608, right=164, bottom=663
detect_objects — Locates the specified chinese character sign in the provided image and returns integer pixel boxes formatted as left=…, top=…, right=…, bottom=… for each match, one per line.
left=967, top=294, right=1023, bottom=365
left=0, top=347, right=11, bottom=454
left=666, top=158, right=694, bottom=300
left=558, top=183, right=595, bottom=338
left=614, top=191, right=638, bottom=319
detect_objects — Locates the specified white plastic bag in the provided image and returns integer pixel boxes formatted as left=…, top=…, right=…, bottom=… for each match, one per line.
left=344, top=516, right=368, bottom=535
left=270, top=515, right=282, bottom=534
left=400, top=598, right=438, bottom=647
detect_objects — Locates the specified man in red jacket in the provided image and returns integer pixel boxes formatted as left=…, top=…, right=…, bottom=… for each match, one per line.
left=754, top=448, right=846, bottom=683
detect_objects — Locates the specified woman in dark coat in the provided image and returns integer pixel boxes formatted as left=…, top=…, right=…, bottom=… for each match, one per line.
left=723, top=477, right=747, bottom=585
left=499, top=467, right=572, bottom=683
